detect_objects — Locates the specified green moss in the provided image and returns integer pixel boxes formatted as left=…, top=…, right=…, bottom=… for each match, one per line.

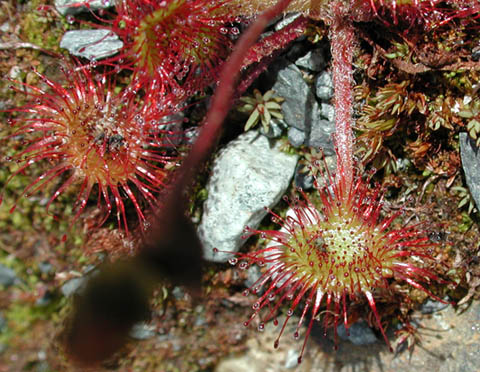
left=0, top=297, right=66, bottom=346
left=458, top=212, right=474, bottom=233
left=19, top=0, right=64, bottom=51
left=0, top=252, right=66, bottom=349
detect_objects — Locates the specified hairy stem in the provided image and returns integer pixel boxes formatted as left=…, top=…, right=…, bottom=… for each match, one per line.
left=145, top=0, right=295, bottom=254
left=329, top=1, right=355, bottom=190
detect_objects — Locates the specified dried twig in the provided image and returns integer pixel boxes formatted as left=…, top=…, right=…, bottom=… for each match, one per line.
left=0, top=39, right=61, bottom=57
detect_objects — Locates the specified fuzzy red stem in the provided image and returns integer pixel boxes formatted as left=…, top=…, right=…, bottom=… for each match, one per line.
left=329, top=1, right=355, bottom=190
left=173, top=0, right=293, bottom=195
left=145, top=0, right=294, bottom=264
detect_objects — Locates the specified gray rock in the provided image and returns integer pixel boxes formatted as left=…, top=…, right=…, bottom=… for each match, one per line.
left=155, top=111, right=184, bottom=128
left=55, top=0, right=113, bottom=16
left=271, top=60, right=322, bottom=132
left=155, top=111, right=185, bottom=146
left=0, top=264, right=17, bottom=287
left=61, top=277, right=85, bottom=297
left=194, top=314, right=207, bottom=327
left=315, top=70, right=334, bottom=101
left=129, top=322, right=156, bottom=340
left=216, top=301, right=480, bottom=372
left=337, top=321, right=378, bottom=345
left=194, top=305, right=207, bottom=327
left=60, top=29, right=123, bottom=60
left=245, top=265, right=262, bottom=289
left=60, top=265, right=99, bottom=297
left=172, top=286, right=185, bottom=300
left=8, top=66, right=21, bottom=80
left=259, top=118, right=286, bottom=139
left=0, top=22, right=10, bottom=33
left=308, top=119, right=335, bottom=155
left=473, top=45, right=480, bottom=61
left=294, top=164, right=314, bottom=190
left=84, top=264, right=97, bottom=274
left=320, top=102, right=335, bottom=122
left=460, top=132, right=480, bottom=211
left=199, top=131, right=298, bottom=262
left=38, top=261, right=53, bottom=275
left=36, top=291, right=53, bottom=307
left=184, top=127, right=200, bottom=145
left=395, top=157, right=411, bottom=172
left=295, top=49, right=326, bottom=72
left=421, top=298, right=450, bottom=314
left=286, top=42, right=310, bottom=63
left=288, top=126, right=306, bottom=147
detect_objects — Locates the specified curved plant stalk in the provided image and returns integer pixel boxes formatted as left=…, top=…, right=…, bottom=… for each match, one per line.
left=229, top=0, right=322, bottom=18
left=173, top=0, right=294, bottom=195
left=65, top=0, right=294, bottom=366
left=328, top=0, right=356, bottom=191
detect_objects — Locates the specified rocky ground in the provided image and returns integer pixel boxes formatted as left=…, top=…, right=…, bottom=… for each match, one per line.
left=216, top=301, right=480, bottom=372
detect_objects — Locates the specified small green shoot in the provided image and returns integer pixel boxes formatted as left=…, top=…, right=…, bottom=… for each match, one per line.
left=238, top=89, right=284, bottom=132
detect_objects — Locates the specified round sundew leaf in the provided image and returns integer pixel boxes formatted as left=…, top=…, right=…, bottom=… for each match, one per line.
left=233, top=165, right=449, bottom=363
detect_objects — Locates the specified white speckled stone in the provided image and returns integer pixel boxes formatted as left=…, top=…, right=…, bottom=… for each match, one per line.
left=55, top=0, right=112, bottom=15
left=199, top=130, right=298, bottom=262
left=60, top=29, right=123, bottom=60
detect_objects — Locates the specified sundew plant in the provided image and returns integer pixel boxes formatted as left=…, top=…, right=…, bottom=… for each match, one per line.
left=223, top=0, right=477, bottom=364
left=2, top=0, right=479, bottom=368
left=107, top=0, right=239, bottom=96
left=2, top=65, right=181, bottom=235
